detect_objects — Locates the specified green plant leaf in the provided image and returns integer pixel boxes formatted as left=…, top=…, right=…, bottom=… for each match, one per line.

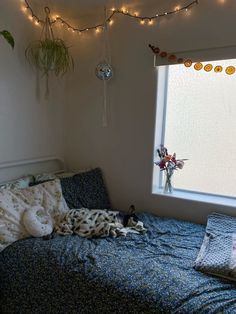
left=25, top=38, right=73, bottom=77
left=0, top=30, right=14, bottom=49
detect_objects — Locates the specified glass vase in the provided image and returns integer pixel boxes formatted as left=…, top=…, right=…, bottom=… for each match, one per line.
left=163, top=169, right=173, bottom=194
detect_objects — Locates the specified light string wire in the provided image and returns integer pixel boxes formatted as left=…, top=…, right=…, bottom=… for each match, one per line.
left=21, top=0, right=199, bottom=33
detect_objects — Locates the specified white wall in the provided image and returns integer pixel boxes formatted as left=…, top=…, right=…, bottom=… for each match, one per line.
left=64, top=0, right=236, bottom=223
left=1, top=1, right=235, bottom=223
left=0, top=1, right=66, bottom=174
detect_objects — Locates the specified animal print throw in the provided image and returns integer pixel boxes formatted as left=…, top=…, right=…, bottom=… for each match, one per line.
left=55, top=208, right=146, bottom=238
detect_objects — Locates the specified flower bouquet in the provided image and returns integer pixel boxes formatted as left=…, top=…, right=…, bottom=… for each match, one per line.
left=154, top=145, right=187, bottom=193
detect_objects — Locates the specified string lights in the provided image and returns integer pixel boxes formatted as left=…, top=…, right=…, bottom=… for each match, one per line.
left=20, top=0, right=199, bottom=34
left=149, top=44, right=236, bottom=76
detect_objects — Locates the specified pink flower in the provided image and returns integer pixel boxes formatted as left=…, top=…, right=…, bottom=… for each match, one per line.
left=158, top=160, right=166, bottom=169
left=171, top=153, right=176, bottom=163
left=155, top=145, right=187, bottom=173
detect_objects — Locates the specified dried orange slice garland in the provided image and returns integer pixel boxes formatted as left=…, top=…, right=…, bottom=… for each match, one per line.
left=149, top=44, right=236, bottom=75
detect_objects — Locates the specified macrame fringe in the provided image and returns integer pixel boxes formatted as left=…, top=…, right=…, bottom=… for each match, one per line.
left=102, top=80, right=108, bottom=127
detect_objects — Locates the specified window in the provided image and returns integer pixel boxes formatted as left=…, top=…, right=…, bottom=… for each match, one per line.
left=153, top=58, right=236, bottom=204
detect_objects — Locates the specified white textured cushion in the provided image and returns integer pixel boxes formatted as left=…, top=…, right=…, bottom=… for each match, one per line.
left=194, top=213, right=236, bottom=281
left=0, top=179, right=68, bottom=251
left=23, top=205, right=53, bottom=237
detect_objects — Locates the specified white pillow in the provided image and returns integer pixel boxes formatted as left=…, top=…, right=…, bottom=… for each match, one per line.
left=23, top=205, right=53, bottom=237
left=0, top=179, right=68, bottom=251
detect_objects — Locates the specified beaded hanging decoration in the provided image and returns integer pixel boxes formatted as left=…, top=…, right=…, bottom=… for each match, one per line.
left=149, top=44, right=236, bottom=75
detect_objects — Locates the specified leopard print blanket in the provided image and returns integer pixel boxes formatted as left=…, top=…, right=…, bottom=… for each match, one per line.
left=55, top=208, right=146, bottom=238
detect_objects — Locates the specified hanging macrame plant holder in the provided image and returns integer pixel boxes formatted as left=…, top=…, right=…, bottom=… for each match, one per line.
left=25, top=7, right=74, bottom=98
left=95, top=7, right=114, bottom=127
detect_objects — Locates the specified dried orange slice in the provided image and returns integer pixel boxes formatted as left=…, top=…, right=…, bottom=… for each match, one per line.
left=214, top=66, right=223, bottom=73
left=204, top=64, right=213, bottom=72
left=226, top=66, right=235, bottom=75
left=177, top=58, right=184, bottom=64
left=168, top=54, right=177, bottom=61
left=194, top=63, right=203, bottom=71
left=160, top=51, right=167, bottom=58
left=184, top=59, right=192, bottom=67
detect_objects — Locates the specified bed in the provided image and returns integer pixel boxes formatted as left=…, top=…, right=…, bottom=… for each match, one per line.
left=0, top=158, right=236, bottom=314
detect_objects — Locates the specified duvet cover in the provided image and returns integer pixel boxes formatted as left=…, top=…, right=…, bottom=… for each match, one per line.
left=0, top=213, right=235, bottom=314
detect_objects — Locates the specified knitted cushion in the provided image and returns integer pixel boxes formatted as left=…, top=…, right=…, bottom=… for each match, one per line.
left=194, top=212, right=236, bottom=281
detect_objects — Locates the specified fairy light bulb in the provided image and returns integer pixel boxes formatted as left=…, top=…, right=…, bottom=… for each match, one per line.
left=20, top=0, right=200, bottom=33
left=185, top=8, right=191, bottom=16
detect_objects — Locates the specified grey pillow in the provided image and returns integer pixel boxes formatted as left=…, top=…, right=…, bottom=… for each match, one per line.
left=60, top=168, right=111, bottom=210
left=194, top=212, right=236, bottom=281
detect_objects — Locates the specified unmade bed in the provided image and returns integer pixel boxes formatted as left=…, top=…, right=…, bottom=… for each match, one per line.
left=0, top=158, right=235, bottom=314
left=1, top=213, right=236, bottom=314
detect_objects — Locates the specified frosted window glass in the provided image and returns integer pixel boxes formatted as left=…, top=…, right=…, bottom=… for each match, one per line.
left=164, top=59, right=236, bottom=198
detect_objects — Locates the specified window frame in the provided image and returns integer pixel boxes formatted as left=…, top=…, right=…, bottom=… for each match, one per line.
left=152, top=65, right=236, bottom=208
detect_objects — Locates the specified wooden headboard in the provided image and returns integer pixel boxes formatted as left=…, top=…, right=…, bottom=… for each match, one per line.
left=0, top=156, right=65, bottom=184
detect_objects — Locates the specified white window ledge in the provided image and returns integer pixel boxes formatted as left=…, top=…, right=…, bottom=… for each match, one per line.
left=152, top=186, right=236, bottom=208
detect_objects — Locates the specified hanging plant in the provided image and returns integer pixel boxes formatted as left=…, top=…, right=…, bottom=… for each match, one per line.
left=26, top=38, right=73, bottom=76
left=0, top=30, right=14, bottom=49
left=25, top=7, right=74, bottom=96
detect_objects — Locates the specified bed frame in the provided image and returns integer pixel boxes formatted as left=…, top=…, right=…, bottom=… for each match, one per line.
left=0, top=156, right=65, bottom=184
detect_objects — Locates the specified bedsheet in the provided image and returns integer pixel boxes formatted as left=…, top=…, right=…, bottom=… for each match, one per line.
left=0, top=213, right=235, bottom=314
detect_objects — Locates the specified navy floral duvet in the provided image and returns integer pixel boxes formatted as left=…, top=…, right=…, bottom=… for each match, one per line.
left=0, top=213, right=235, bottom=314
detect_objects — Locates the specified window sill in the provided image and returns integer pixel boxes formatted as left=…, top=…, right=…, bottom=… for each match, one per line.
left=152, top=186, right=236, bottom=208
